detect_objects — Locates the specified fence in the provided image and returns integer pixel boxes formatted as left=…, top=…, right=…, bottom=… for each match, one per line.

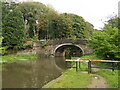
left=65, top=58, right=120, bottom=74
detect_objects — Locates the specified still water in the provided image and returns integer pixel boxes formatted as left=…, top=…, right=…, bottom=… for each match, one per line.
left=2, top=56, right=66, bottom=88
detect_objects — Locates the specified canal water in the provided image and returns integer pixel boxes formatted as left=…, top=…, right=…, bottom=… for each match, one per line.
left=2, top=56, right=66, bottom=88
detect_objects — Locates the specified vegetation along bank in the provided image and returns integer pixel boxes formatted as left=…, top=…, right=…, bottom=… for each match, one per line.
left=43, top=55, right=119, bottom=88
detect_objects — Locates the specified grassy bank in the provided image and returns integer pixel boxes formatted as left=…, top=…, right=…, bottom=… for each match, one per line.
left=45, top=55, right=119, bottom=88
left=48, top=69, right=91, bottom=88
left=44, top=57, right=92, bottom=88
left=94, top=69, right=119, bottom=88
left=1, top=54, right=38, bottom=63
left=81, top=55, right=119, bottom=88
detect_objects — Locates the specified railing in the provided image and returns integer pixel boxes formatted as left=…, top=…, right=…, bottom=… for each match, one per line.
left=65, top=58, right=120, bottom=74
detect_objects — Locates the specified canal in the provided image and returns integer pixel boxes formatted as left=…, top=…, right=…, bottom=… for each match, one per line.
left=2, top=56, right=66, bottom=88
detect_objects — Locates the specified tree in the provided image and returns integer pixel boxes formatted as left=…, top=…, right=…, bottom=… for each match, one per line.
left=37, top=11, right=74, bottom=40
left=18, top=2, right=50, bottom=39
left=107, top=16, right=118, bottom=28
left=56, top=14, right=73, bottom=39
left=37, top=13, right=48, bottom=40
left=88, top=25, right=119, bottom=59
left=37, top=12, right=94, bottom=40
left=2, top=2, right=24, bottom=51
left=62, top=13, right=94, bottom=39
left=84, top=22, right=94, bottom=39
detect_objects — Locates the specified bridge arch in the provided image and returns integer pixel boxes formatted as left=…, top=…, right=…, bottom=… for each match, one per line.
left=54, top=43, right=84, bottom=57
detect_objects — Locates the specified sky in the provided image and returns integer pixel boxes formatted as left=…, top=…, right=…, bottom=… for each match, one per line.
left=20, top=0, right=119, bottom=30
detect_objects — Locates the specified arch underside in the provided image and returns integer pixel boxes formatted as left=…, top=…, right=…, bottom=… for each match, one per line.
left=54, top=43, right=84, bottom=57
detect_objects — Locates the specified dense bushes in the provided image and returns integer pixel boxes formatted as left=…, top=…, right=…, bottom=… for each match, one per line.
left=88, top=16, right=119, bottom=59
left=2, top=2, right=24, bottom=51
left=2, top=1, right=94, bottom=53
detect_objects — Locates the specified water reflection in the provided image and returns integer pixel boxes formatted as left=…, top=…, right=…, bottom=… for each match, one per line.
left=2, top=56, right=66, bottom=88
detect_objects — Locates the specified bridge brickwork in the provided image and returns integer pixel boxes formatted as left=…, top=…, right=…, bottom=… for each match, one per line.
left=32, top=39, right=93, bottom=56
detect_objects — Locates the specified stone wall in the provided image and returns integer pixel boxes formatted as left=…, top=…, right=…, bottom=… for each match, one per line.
left=32, top=39, right=93, bottom=56
left=16, top=49, right=37, bottom=55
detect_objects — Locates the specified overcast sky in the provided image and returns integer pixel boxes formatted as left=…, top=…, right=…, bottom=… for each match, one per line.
left=21, top=0, right=119, bottom=30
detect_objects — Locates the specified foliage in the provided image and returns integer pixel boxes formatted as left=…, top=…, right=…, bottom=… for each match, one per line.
left=37, top=11, right=74, bottom=39
left=63, top=13, right=92, bottom=38
left=65, top=46, right=83, bottom=58
left=106, top=16, right=118, bottom=28
left=81, top=55, right=115, bottom=67
left=22, top=43, right=32, bottom=49
left=81, top=54, right=104, bottom=60
left=18, top=2, right=50, bottom=39
left=41, top=40, right=48, bottom=48
left=37, top=12, right=94, bottom=40
left=0, top=37, right=7, bottom=55
left=2, top=1, right=95, bottom=54
left=88, top=25, right=119, bottom=59
left=71, top=36, right=77, bottom=44
left=2, top=2, right=24, bottom=51
left=85, top=22, right=94, bottom=38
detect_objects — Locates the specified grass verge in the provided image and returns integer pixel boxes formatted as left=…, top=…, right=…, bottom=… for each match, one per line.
left=1, top=54, right=38, bottom=63
left=81, top=55, right=119, bottom=88
left=48, top=69, right=91, bottom=88
left=44, top=57, right=91, bottom=88
left=93, top=69, right=118, bottom=88
left=46, top=55, right=119, bottom=88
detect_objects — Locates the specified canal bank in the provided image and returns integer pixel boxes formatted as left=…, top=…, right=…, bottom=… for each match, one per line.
left=2, top=55, right=66, bottom=88
left=1, top=54, right=38, bottom=63
left=42, top=68, right=92, bottom=88
left=42, top=58, right=92, bottom=88
left=42, top=55, right=119, bottom=88
left=1, top=49, right=38, bottom=63
left=42, top=69, right=108, bottom=88
left=1, top=54, right=119, bottom=88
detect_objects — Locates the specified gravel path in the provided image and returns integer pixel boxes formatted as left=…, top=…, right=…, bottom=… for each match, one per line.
left=43, top=62, right=108, bottom=88
left=83, top=62, right=108, bottom=88
left=87, top=74, right=108, bottom=88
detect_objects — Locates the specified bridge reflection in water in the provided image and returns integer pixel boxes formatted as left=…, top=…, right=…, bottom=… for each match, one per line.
left=2, top=39, right=93, bottom=88
left=2, top=56, right=66, bottom=88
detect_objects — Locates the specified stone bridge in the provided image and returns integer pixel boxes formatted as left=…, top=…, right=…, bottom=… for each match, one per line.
left=33, top=39, right=93, bottom=57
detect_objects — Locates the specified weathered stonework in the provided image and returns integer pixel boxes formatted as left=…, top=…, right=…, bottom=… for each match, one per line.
left=33, top=39, right=93, bottom=56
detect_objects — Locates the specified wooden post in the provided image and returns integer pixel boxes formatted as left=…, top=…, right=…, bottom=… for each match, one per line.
left=88, top=60, right=91, bottom=74
left=118, top=62, right=120, bottom=70
left=65, top=61, right=67, bottom=68
left=79, top=61, right=80, bottom=69
left=112, top=62, right=114, bottom=71
left=76, top=61, right=78, bottom=72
